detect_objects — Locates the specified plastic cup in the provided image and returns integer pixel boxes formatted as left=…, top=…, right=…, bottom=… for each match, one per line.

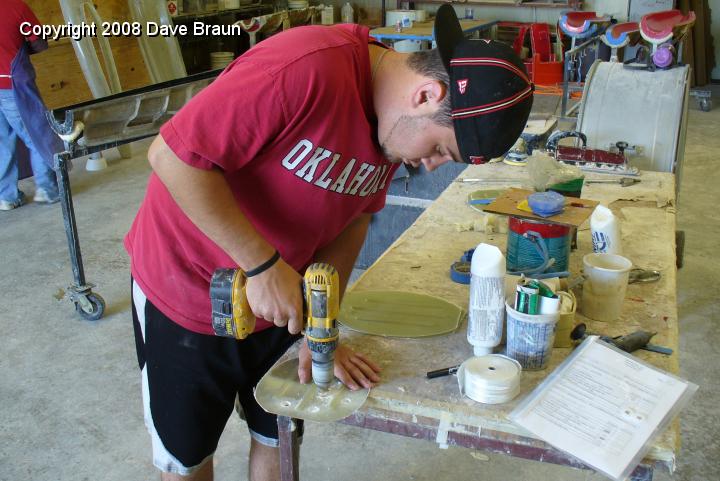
left=581, top=253, right=632, bottom=322
left=505, top=301, right=559, bottom=370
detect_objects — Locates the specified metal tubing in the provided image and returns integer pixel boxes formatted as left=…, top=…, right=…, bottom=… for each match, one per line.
left=55, top=152, right=86, bottom=288
left=277, top=415, right=299, bottom=481
left=562, top=36, right=600, bottom=118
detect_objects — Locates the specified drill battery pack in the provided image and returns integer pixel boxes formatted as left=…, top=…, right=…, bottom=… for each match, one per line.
left=210, top=268, right=256, bottom=339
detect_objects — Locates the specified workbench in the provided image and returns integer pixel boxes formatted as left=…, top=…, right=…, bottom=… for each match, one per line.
left=369, top=19, right=497, bottom=43
left=278, top=164, right=679, bottom=481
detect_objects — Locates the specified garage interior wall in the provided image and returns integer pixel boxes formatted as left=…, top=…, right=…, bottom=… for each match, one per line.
left=22, top=0, right=719, bottom=108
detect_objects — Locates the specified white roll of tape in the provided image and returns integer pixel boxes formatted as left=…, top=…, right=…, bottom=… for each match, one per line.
left=458, top=355, right=522, bottom=404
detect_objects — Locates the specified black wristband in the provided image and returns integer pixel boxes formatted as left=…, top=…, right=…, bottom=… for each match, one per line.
left=245, top=250, right=281, bottom=278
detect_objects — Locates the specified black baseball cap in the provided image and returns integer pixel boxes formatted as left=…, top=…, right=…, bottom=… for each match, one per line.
left=434, top=4, right=533, bottom=164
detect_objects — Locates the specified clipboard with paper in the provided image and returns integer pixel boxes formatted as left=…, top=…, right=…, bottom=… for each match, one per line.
left=510, top=336, right=697, bottom=480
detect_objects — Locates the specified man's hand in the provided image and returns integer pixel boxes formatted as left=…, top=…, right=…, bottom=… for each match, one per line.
left=245, top=259, right=304, bottom=334
left=298, top=340, right=381, bottom=390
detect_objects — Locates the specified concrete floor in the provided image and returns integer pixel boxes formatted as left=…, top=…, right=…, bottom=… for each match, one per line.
left=1, top=86, right=718, bottom=481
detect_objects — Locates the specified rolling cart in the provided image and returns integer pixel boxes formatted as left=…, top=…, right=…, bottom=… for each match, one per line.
left=47, top=70, right=219, bottom=320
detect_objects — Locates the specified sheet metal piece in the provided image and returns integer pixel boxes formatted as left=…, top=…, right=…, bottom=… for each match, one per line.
left=339, top=291, right=463, bottom=338
left=254, top=358, right=368, bottom=422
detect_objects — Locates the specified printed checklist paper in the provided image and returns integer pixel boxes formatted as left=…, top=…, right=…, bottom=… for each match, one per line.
left=510, top=337, right=697, bottom=480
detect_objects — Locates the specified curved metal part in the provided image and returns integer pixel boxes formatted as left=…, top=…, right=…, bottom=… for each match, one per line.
left=255, top=358, right=369, bottom=422
left=559, top=12, right=611, bottom=39
left=640, top=9, right=696, bottom=47
left=602, top=22, right=640, bottom=48
left=46, top=109, right=75, bottom=136
left=629, top=268, right=661, bottom=284
left=546, top=130, right=587, bottom=153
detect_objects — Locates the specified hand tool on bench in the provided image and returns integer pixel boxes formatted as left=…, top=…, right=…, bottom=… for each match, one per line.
left=546, top=131, right=639, bottom=176
left=571, top=323, right=673, bottom=355
left=585, top=177, right=641, bottom=187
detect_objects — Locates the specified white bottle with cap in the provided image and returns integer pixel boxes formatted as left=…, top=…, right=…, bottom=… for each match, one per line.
left=590, top=205, right=622, bottom=254
left=467, top=244, right=506, bottom=356
left=341, top=2, right=354, bottom=23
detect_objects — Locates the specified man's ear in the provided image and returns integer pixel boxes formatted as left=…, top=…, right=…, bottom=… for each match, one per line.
left=411, top=80, right=448, bottom=110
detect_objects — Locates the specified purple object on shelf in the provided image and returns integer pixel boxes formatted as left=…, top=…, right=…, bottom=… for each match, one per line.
left=652, top=44, right=674, bottom=68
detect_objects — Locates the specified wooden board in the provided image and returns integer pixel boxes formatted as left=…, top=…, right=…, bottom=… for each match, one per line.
left=483, top=188, right=598, bottom=227
left=31, top=37, right=151, bottom=109
left=25, top=0, right=151, bottom=108
left=26, top=0, right=132, bottom=24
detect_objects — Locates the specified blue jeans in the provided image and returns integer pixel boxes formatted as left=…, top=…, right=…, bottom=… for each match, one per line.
left=0, top=88, right=58, bottom=202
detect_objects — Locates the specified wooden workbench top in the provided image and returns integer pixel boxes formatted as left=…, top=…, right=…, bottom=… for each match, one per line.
left=340, top=164, right=679, bottom=472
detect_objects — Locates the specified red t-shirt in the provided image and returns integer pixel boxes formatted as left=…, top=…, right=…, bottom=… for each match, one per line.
left=125, top=25, right=398, bottom=335
left=0, top=0, right=41, bottom=89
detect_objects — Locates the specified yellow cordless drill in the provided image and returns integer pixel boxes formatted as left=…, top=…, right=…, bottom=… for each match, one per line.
left=302, top=263, right=340, bottom=389
left=209, top=263, right=340, bottom=389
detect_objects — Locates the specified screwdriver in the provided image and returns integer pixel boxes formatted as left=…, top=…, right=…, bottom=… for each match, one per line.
left=585, top=177, right=641, bottom=187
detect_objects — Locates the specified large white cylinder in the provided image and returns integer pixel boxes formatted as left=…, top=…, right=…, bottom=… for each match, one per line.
left=467, top=244, right=506, bottom=356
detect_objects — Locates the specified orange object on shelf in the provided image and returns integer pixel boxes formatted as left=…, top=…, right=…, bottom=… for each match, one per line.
left=506, top=22, right=564, bottom=86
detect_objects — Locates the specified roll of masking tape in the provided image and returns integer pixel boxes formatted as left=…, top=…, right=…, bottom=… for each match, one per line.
left=457, top=355, right=521, bottom=404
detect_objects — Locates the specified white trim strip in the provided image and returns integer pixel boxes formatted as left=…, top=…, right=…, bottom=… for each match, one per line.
left=385, top=195, right=433, bottom=209
left=450, top=58, right=529, bottom=83
left=133, top=281, right=207, bottom=475
left=452, top=87, right=533, bottom=119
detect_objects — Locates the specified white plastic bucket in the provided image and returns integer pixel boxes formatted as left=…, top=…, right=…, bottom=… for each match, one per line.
left=581, top=253, right=632, bottom=322
left=505, top=301, right=559, bottom=370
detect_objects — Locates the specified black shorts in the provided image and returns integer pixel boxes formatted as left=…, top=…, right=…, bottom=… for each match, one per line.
left=131, top=279, right=303, bottom=475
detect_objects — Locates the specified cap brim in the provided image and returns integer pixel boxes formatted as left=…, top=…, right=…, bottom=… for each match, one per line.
left=434, top=4, right=464, bottom=71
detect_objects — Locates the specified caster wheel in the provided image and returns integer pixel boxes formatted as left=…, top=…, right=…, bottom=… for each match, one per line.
left=75, top=292, right=106, bottom=321
left=699, top=99, right=712, bottom=112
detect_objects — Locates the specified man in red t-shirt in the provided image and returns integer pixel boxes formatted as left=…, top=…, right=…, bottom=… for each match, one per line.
left=125, top=5, right=532, bottom=480
left=0, top=0, right=60, bottom=210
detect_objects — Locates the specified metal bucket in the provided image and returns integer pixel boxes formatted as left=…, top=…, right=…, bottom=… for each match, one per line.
left=577, top=61, right=689, bottom=182
left=506, top=217, right=571, bottom=276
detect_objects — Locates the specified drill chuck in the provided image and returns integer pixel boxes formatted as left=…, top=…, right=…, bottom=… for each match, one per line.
left=311, top=351, right=335, bottom=389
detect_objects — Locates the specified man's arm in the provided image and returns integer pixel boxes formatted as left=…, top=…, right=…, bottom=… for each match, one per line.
left=21, top=3, right=48, bottom=54
left=297, top=213, right=382, bottom=390
left=28, top=39, right=48, bottom=54
left=314, top=213, right=372, bottom=298
left=148, top=134, right=304, bottom=332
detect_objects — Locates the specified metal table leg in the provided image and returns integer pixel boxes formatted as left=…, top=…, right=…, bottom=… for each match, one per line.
left=55, top=152, right=105, bottom=321
left=277, top=415, right=300, bottom=481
